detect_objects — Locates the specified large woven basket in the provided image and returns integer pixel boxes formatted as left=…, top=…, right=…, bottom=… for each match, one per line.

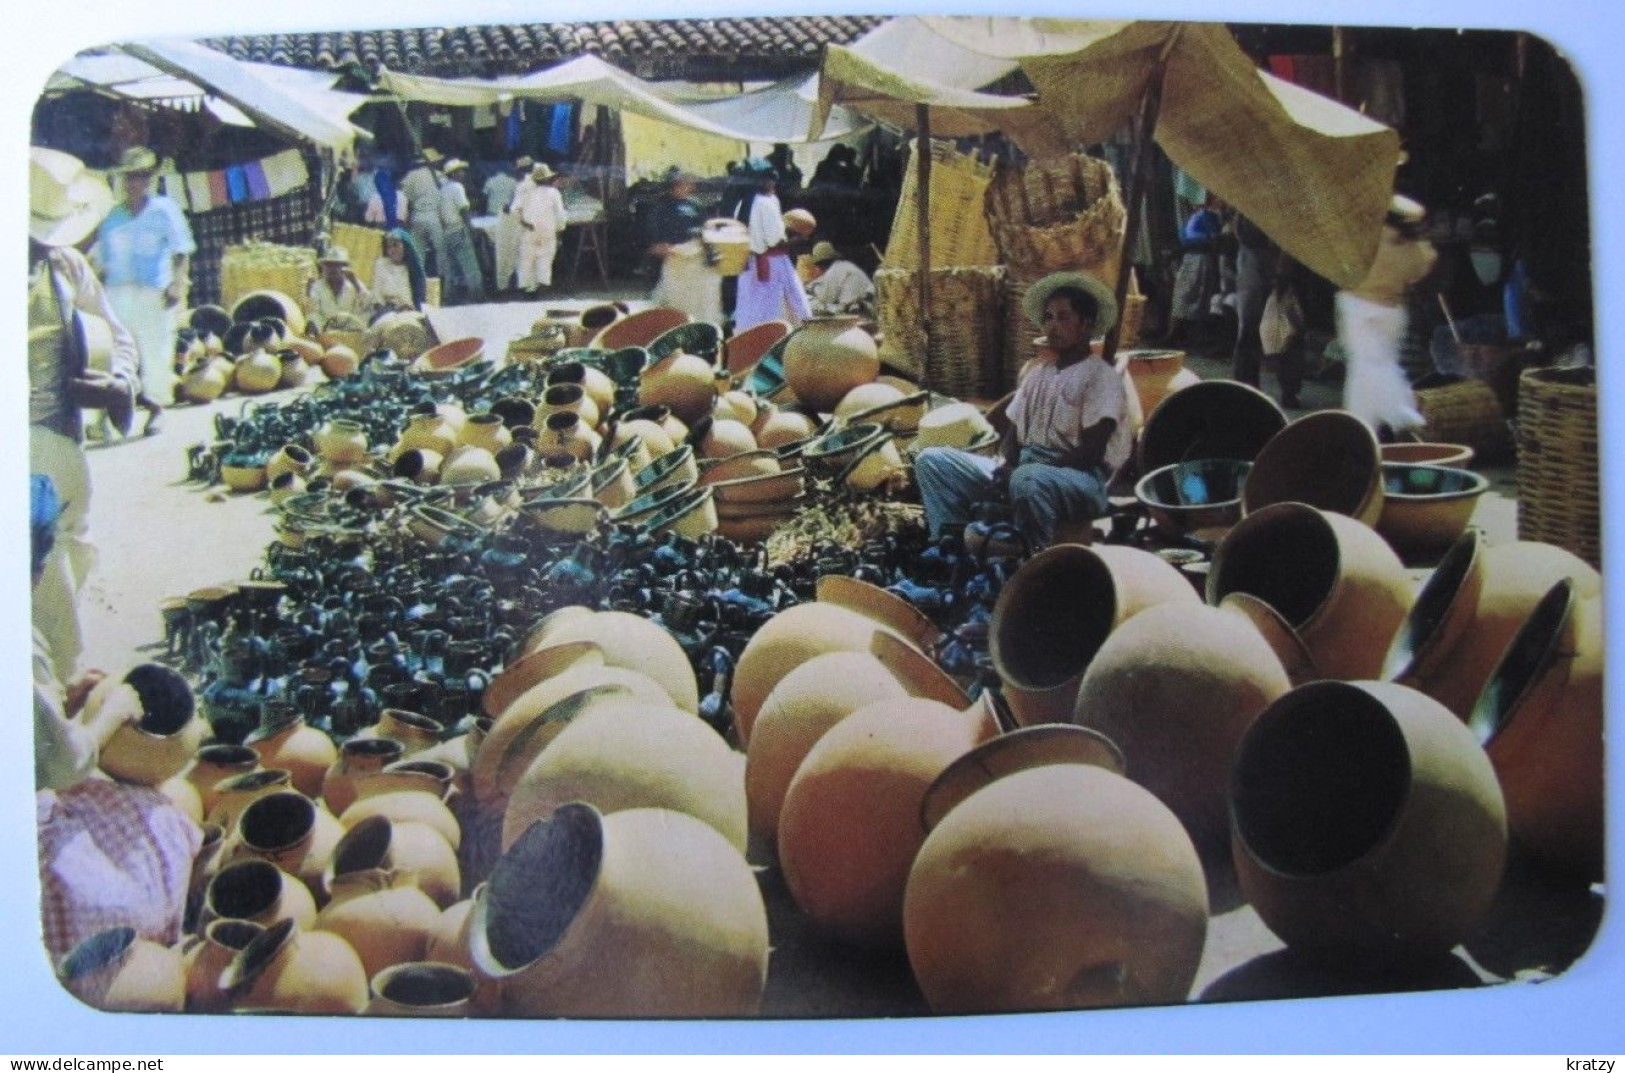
left=1516, top=366, right=1600, bottom=567
left=330, top=222, right=385, bottom=290
left=364, top=311, right=436, bottom=362
left=876, top=266, right=1004, bottom=399
left=983, top=153, right=1127, bottom=284
left=884, top=142, right=1000, bottom=270
left=1414, top=375, right=1512, bottom=462
left=220, top=243, right=316, bottom=312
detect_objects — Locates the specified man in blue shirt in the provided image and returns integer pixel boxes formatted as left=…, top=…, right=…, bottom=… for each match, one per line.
left=93, top=146, right=195, bottom=431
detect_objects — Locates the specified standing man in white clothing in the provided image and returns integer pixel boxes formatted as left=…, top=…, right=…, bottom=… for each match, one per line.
left=512, top=162, right=568, bottom=294
left=400, top=147, right=448, bottom=286
left=437, top=159, right=486, bottom=304
left=92, top=146, right=192, bottom=429
left=484, top=155, right=528, bottom=292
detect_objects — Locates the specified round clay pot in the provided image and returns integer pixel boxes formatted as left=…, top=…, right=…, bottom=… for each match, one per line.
left=182, top=356, right=234, bottom=401
left=423, top=895, right=505, bottom=1014
left=458, top=413, right=513, bottom=454
left=538, top=381, right=601, bottom=431
left=267, top=471, right=307, bottom=505
left=398, top=411, right=460, bottom=457
left=752, top=406, right=819, bottom=450
left=321, top=738, right=406, bottom=816
left=1137, top=379, right=1287, bottom=474
left=590, top=306, right=688, bottom=350
left=264, top=444, right=315, bottom=484
left=204, top=858, right=318, bottom=930
left=502, top=700, right=746, bottom=853
left=834, top=381, right=906, bottom=421
left=723, top=320, right=790, bottom=378
left=320, top=344, right=360, bottom=379
left=356, top=708, right=443, bottom=757
left=441, top=445, right=502, bottom=486
left=367, top=961, right=478, bottom=1017
left=1469, top=581, right=1604, bottom=880
left=616, top=417, right=677, bottom=460
left=698, top=418, right=758, bottom=459
left=1380, top=441, right=1475, bottom=468
left=639, top=351, right=717, bottom=427
left=1230, top=679, right=1506, bottom=965
left=233, top=348, right=284, bottom=395
left=1072, top=601, right=1292, bottom=858
left=340, top=771, right=461, bottom=850
left=537, top=410, right=602, bottom=462
left=326, top=813, right=461, bottom=909
left=83, top=663, right=204, bottom=787
left=481, top=640, right=606, bottom=724
left=183, top=919, right=264, bottom=1012
left=315, top=867, right=442, bottom=980
left=1134, top=459, right=1252, bottom=540
left=57, top=926, right=184, bottom=1012
left=521, top=608, right=700, bottom=715
left=471, top=804, right=768, bottom=1016
left=229, top=791, right=344, bottom=902
left=1207, top=502, right=1412, bottom=682
left=1375, top=463, right=1491, bottom=558
left=699, top=449, right=783, bottom=487
left=221, top=918, right=369, bottom=1014
left=233, top=289, right=307, bottom=337
left=244, top=710, right=338, bottom=798
left=990, top=544, right=1199, bottom=727
left=778, top=696, right=998, bottom=946
left=904, top=760, right=1207, bottom=1013
left=546, top=359, right=616, bottom=415
left=206, top=768, right=293, bottom=831
left=713, top=390, right=758, bottom=427
left=1242, top=410, right=1385, bottom=524
left=277, top=350, right=309, bottom=389
left=782, top=316, right=880, bottom=413
left=314, top=418, right=369, bottom=464
left=590, top=456, right=637, bottom=509
left=183, top=743, right=262, bottom=817
left=1124, top=348, right=1202, bottom=419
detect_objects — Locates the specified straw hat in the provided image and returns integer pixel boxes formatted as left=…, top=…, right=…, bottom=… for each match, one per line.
left=318, top=246, right=352, bottom=266
left=1021, top=270, right=1118, bottom=334
left=422, top=147, right=445, bottom=164
left=810, top=241, right=840, bottom=265
left=915, top=402, right=996, bottom=451
left=530, top=162, right=558, bottom=181
left=443, top=158, right=469, bottom=176
left=30, top=147, right=113, bottom=247
left=782, top=208, right=817, bottom=237
left=108, top=146, right=160, bottom=175
left=515, top=155, right=535, bottom=171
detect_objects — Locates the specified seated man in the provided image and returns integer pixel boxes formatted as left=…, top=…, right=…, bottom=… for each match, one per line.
left=805, top=241, right=875, bottom=317
left=914, top=271, right=1132, bottom=549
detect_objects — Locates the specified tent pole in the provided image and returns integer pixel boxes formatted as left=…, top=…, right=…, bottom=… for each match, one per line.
left=1103, top=46, right=1174, bottom=366
left=916, top=104, right=932, bottom=377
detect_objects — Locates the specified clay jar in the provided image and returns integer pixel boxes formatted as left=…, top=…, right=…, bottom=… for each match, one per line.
left=314, top=417, right=369, bottom=464
left=204, top=857, right=319, bottom=930
left=547, top=359, right=616, bottom=416
left=1470, top=580, right=1604, bottom=880
left=697, top=418, right=758, bottom=460
left=57, top=926, right=184, bottom=1012
left=1123, top=349, right=1202, bottom=419
left=501, top=699, right=747, bottom=854
left=782, top=316, right=880, bottom=413
left=315, top=866, right=442, bottom=980
left=339, top=767, right=461, bottom=851
left=425, top=893, right=505, bottom=1014
left=244, top=710, right=338, bottom=799
left=471, top=804, right=769, bottom=1017
left=713, top=390, right=758, bottom=428
left=751, top=405, right=819, bottom=450
left=264, top=444, right=314, bottom=484
left=321, top=737, right=406, bottom=816
left=639, top=349, right=717, bottom=426
left=356, top=708, right=444, bottom=757
left=778, top=695, right=998, bottom=947
left=233, top=347, right=283, bottom=395
left=326, top=813, right=461, bottom=910
left=615, top=415, right=677, bottom=461
left=458, top=413, right=513, bottom=454
left=441, top=445, right=502, bottom=487
left=81, top=663, right=205, bottom=787
left=521, top=607, right=700, bottom=715
left=904, top=746, right=1208, bottom=1013
left=1072, top=601, right=1292, bottom=859
left=731, top=576, right=942, bottom=744
left=538, top=381, right=601, bottom=431
left=182, top=355, right=234, bottom=402
left=228, top=790, right=344, bottom=903
left=1230, top=679, right=1506, bottom=965
left=1207, top=502, right=1412, bottom=682
left=538, top=410, right=602, bottom=462
left=206, top=768, right=294, bottom=832
left=182, top=919, right=264, bottom=1013
left=397, top=409, right=460, bottom=457
left=220, top=918, right=368, bottom=1014
left=1242, top=410, right=1385, bottom=524
left=990, top=544, right=1200, bottom=727
left=183, top=744, right=261, bottom=817
left=320, top=344, right=360, bottom=379
left=367, top=961, right=478, bottom=1017
left=834, top=380, right=906, bottom=421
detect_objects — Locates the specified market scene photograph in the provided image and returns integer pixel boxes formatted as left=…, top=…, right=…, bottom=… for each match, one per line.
left=18, top=10, right=1607, bottom=1031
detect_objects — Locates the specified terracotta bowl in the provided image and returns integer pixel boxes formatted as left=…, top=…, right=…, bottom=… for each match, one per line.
left=1135, top=459, right=1252, bottom=537
left=1375, top=463, right=1491, bottom=558
left=1379, top=442, right=1475, bottom=469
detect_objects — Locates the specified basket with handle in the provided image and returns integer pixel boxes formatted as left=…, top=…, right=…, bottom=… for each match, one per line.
left=1516, top=366, right=1599, bottom=567
left=1413, top=373, right=1512, bottom=463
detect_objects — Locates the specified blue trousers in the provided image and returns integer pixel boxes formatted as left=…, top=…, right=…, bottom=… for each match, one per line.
left=914, top=446, right=1109, bottom=547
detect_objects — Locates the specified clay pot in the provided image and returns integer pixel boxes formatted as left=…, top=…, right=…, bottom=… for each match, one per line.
left=502, top=700, right=747, bottom=853
left=589, top=456, right=637, bottom=509
left=616, top=417, right=677, bottom=460
left=697, top=418, right=758, bottom=459
left=713, top=390, right=758, bottom=427
left=265, top=444, right=314, bottom=484
left=632, top=444, right=699, bottom=495
left=416, top=336, right=484, bottom=374
left=699, top=449, right=782, bottom=487
left=538, top=381, right=601, bottom=431
left=471, top=804, right=769, bottom=1016
left=904, top=753, right=1207, bottom=1012
left=219, top=457, right=269, bottom=493
left=1375, top=463, right=1491, bottom=558
left=204, top=858, right=318, bottom=930
left=82, top=663, right=204, bottom=787
left=206, top=768, right=294, bottom=831
left=183, top=919, right=264, bottom=1012
left=367, top=961, right=478, bottom=1017
left=991, top=544, right=1200, bottom=727
left=547, top=359, right=616, bottom=415
left=57, top=927, right=184, bottom=1012
left=913, top=403, right=994, bottom=451
left=1230, top=680, right=1506, bottom=965
left=233, top=289, right=307, bottom=337
left=392, top=447, right=444, bottom=484
left=320, top=344, right=360, bottom=379
left=723, top=320, right=790, bottom=378
left=327, top=814, right=461, bottom=909
left=182, top=356, right=234, bottom=401
left=1381, top=441, right=1474, bottom=468
left=340, top=770, right=461, bottom=851
left=1072, top=601, right=1292, bottom=857
left=183, top=743, right=261, bottom=817
left=782, top=316, right=880, bottom=413
left=1137, top=379, right=1287, bottom=474
left=314, top=418, right=369, bottom=464
left=521, top=608, right=700, bottom=716
left=321, top=738, right=406, bottom=816
left=398, top=411, right=460, bottom=457
left=221, top=918, right=368, bottom=1014
left=229, top=791, right=344, bottom=901
left=1469, top=581, right=1604, bottom=880
left=244, top=710, right=338, bottom=798
left=1207, top=502, right=1412, bottom=682
left=277, top=350, right=310, bottom=389
left=1134, top=459, right=1251, bottom=540
left=836, top=431, right=905, bottom=493
left=778, top=695, right=999, bottom=946
left=1242, top=410, right=1385, bottom=524
left=537, top=410, right=602, bottom=462
left=481, top=639, right=607, bottom=724
left=424, top=894, right=505, bottom=1014
left=233, top=348, right=285, bottom=395
left=751, top=406, right=819, bottom=450
left=639, top=350, right=717, bottom=426
left=639, top=486, right=718, bottom=541
left=315, top=867, right=442, bottom=979
left=445, top=446, right=505, bottom=487
left=834, top=381, right=906, bottom=421
left=459, top=413, right=513, bottom=454
left=1123, top=349, right=1203, bottom=419
left=590, top=306, right=688, bottom=349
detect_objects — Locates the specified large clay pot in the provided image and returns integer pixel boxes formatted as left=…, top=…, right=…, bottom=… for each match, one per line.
left=220, top=918, right=369, bottom=1014
left=723, top=320, right=790, bottom=378
left=991, top=544, right=1199, bottom=727
left=521, top=608, right=700, bottom=715
left=397, top=410, right=460, bottom=457
left=57, top=927, right=184, bottom=1012
left=206, top=768, right=293, bottom=831
left=1137, top=380, right=1287, bottom=474
left=244, top=710, right=338, bottom=798
left=205, top=857, right=318, bottom=930
left=234, top=348, right=284, bottom=395
left=182, top=744, right=262, bottom=817
left=590, top=306, right=688, bottom=350
left=782, top=316, right=880, bottom=413
left=471, top=804, right=769, bottom=1016
left=713, top=389, right=758, bottom=427
left=315, top=867, right=442, bottom=979
left=1230, top=680, right=1506, bottom=965
left=502, top=700, right=747, bottom=853
left=81, top=663, right=204, bottom=787
left=424, top=894, right=505, bottom=1014
left=615, top=416, right=677, bottom=460
left=1469, top=580, right=1604, bottom=880
left=1072, top=601, right=1292, bottom=859
left=751, top=405, right=819, bottom=450
left=1133, top=459, right=1252, bottom=540
left=321, top=738, right=406, bottom=816
left=441, top=446, right=502, bottom=486
left=1207, top=502, right=1412, bottom=682
left=233, top=289, right=307, bottom=338
left=834, top=381, right=906, bottom=421
left=697, top=418, right=758, bottom=460
left=1242, top=410, right=1385, bottom=524
left=904, top=750, right=1207, bottom=1012
left=320, top=344, right=360, bottom=379
left=639, top=350, right=717, bottom=426
left=356, top=708, right=442, bottom=757
left=366, top=961, right=478, bottom=1017
left=778, top=695, right=998, bottom=946
left=314, top=418, right=369, bottom=464
left=481, top=639, right=606, bottom=724
left=326, top=814, right=461, bottom=909
left=183, top=918, right=264, bottom=1012
left=182, top=355, right=235, bottom=402
left=264, top=444, right=315, bottom=485
left=1123, top=349, right=1202, bottom=419
left=458, top=413, right=513, bottom=454
left=340, top=769, right=461, bottom=850
left=228, top=790, right=344, bottom=902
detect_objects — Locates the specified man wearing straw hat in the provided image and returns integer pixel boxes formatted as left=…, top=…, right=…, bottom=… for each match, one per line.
left=304, top=245, right=371, bottom=329
left=805, top=240, right=874, bottom=317
left=437, top=158, right=486, bottom=304
left=485, top=155, right=531, bottom=292
left=512, top=161, right=569, bottom=294
left=914, top=270, right=1131, bottom=550
left=400, top=146, right=449, bottom=286
left=29, top=146, right=141, bottom=682
left=93, top=145, right=193, bottom=421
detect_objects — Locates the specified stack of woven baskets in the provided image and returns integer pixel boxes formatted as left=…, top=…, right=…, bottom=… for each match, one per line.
left=1516, top=366, right=1599, bottom=567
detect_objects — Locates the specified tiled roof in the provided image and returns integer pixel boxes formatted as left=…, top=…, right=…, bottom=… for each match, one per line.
left=203, top=17, right=885, bottom=78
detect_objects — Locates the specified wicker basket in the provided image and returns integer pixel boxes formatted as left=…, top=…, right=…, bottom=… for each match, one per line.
left=1516, top=366, right=1599, bottom=567
left=983, top=153, right=1127, bottom=284
left=876, top=266, right=1004, bottom=400
left=220, top=243, right=316, bottom=312
left=364, top=311, right=436, bottom=362
left=1414, top=375, right=1513, bottom=462
left=884, top=141, right=1001, bottom=270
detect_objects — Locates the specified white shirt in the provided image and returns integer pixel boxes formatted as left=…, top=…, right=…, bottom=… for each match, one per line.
left=484, top=173, right=519, bottom=214
left=1005, top=355, right=1132, bottom=476
left=439, top=177, right=472, bottom=232
left=371, top=258, right=415, bottom=309
left=512, top=180, right=567, bottom=236
left=747, top=191, right=786, bottom=254
left=807, top=259, right=874, bottom=315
